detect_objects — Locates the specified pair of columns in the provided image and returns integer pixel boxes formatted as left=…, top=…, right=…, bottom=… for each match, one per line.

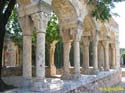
left=62, top=28, right=82, bottom=79
left=62, top=41, right=81, bottom=79
left=20, top=12, right=49, bottom=79
left=82, top=36, right=99, bottom=73
left=102, top=41, right=116, bottom=70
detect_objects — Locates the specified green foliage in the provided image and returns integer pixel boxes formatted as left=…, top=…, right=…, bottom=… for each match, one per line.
left=46, top=13, right=61, bottom=44
left=6, top=7, right=22, bottom=46
left=87, top=0, right=125, bottom=21
left=121, top=53, right=125, bottom=57
left=32, top=30, right=37, bottom=44
left=6, top=11, right=61, bottom=47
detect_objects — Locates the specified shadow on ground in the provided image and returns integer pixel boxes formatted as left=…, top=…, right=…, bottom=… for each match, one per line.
left=0, top=79, right=16, bottom=92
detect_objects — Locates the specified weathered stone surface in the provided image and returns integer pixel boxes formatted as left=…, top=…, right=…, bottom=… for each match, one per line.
left=73, top=41, right=81, bottom=77
left=102, top=41, right=110, bottom=71
left=82, top=37, right=90, bottom=71
left=31, top=12, right=49, bottom=79
left=19, top=16, right=32, bottom=79
left=48, top=41, right=58, bottom=76
left=61, top=42, right=72, bottom=80
left=3, top=69, right=122, bottom=93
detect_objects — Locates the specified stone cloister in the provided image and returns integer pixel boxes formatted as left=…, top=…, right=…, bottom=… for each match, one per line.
left=6, top=0, right=121, bottom=92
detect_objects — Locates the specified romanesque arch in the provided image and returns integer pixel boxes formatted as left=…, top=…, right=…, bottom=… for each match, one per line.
left=52, top=0, right=77, bottom=31
left=17, top=0, right=84, bottom=80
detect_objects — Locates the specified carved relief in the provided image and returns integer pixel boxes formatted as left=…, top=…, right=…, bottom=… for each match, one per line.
left=17, top=0, right=31, bottom=5
left=31, top=12, right=49, bottom=33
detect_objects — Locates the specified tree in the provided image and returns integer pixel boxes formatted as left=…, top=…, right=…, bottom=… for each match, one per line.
left=87, top=0, right=125, bottom=21
left=0, top=0, right=16, bottom=91
left=46, top=13, right=60, bottom=45
left=6, top=7, right=22, bottom=46
left=45, top=13, right=61, bottom=69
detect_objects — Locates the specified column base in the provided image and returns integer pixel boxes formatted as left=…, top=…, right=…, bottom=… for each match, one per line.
left=99, top=67, right=104, bottom=71
left=30, top=79, right=49, bottom=92
left=48, top=65, right=56, bottom=76
left=61, top=74, right=72, bottom=80
left=111, top=66, right=117, bottom=69
left=81, top=68, right=90, bottom=75
left=21, top=77, right=33, bottom=88
left=72, top=74, right=81, bottom=80
left=90, top=68, right=99, bottom=75
left=104, top=68, right=110, bottom=71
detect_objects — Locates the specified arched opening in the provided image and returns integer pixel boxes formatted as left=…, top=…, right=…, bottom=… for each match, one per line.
left=14, top=0, right=78, bottom=79
left=52, top=0, right=78, bottom=78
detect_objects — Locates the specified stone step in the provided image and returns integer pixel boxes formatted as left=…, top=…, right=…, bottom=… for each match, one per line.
left=122, top=71, right=125, bottom=77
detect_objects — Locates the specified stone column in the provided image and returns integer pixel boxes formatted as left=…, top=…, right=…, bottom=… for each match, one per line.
left=73, top=24, right=82, bottom=78
left=23, top=34, right=32, bottom=79
left=62, top=41, right=72, bottom=79
left=111, top=44, right=116, bottom=69
left=49, top=40, right=58, bottom=76
left=115, top=40, right=120, bottom=68
left=31, top=12, right=49, bottom=79
left=103, top=41, right=110, bottom=71
left=73, top=41, right=80, bottom=77
left=98, top=44, right=104, bottom=71
left=93, top=40, right=99, bottom=73
left=82, top=37, right=90, bottom=73
left=19, top=16, right=32, bottom=79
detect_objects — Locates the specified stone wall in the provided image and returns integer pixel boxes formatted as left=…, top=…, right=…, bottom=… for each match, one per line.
left=3, top=68, right=121, bottom=93
left=67, top=69, right=122, bottom=93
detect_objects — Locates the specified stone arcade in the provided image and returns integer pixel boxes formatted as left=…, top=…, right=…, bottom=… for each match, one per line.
left=8, top=0, right=121, bottom=92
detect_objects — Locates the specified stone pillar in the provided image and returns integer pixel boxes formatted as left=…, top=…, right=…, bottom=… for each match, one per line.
left=98, top=44, right=104, bottom=71
left=48, top=40, right=58, bottom=76
left=93, top=40, right=99, bottom=73
left=73, top=24, right=82, bottom=78
left=61, top=41, right=72, bottom=79
left=31, top=12, right=49, bottom=79
left=19, top=16, right=32, bottom=79
left=103, top=41, right=110, bottom=71
left=73, top=41, right=80, bottom=77
left=111, top=44, right=116, bottom=69
left=82, top=37, right=90, bottom=73
left=115, top=41, right=120, bottom=68
left=23, top=34, right=32, bottom=79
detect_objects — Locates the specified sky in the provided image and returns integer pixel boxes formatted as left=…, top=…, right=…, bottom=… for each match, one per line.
left=112, top=2, right=125, bottom=48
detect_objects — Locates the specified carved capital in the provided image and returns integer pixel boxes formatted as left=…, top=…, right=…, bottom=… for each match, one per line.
left=110, top=43, right=115, bottom=49
left=102, top=41, right=109, bottom=49
left=82, top=37, right=90, bottom=47
left=61, top=28, right=75, bottom=42
left=31, top=12, right=50, bottom=33
left=73, top=27, right=83, bottom=42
